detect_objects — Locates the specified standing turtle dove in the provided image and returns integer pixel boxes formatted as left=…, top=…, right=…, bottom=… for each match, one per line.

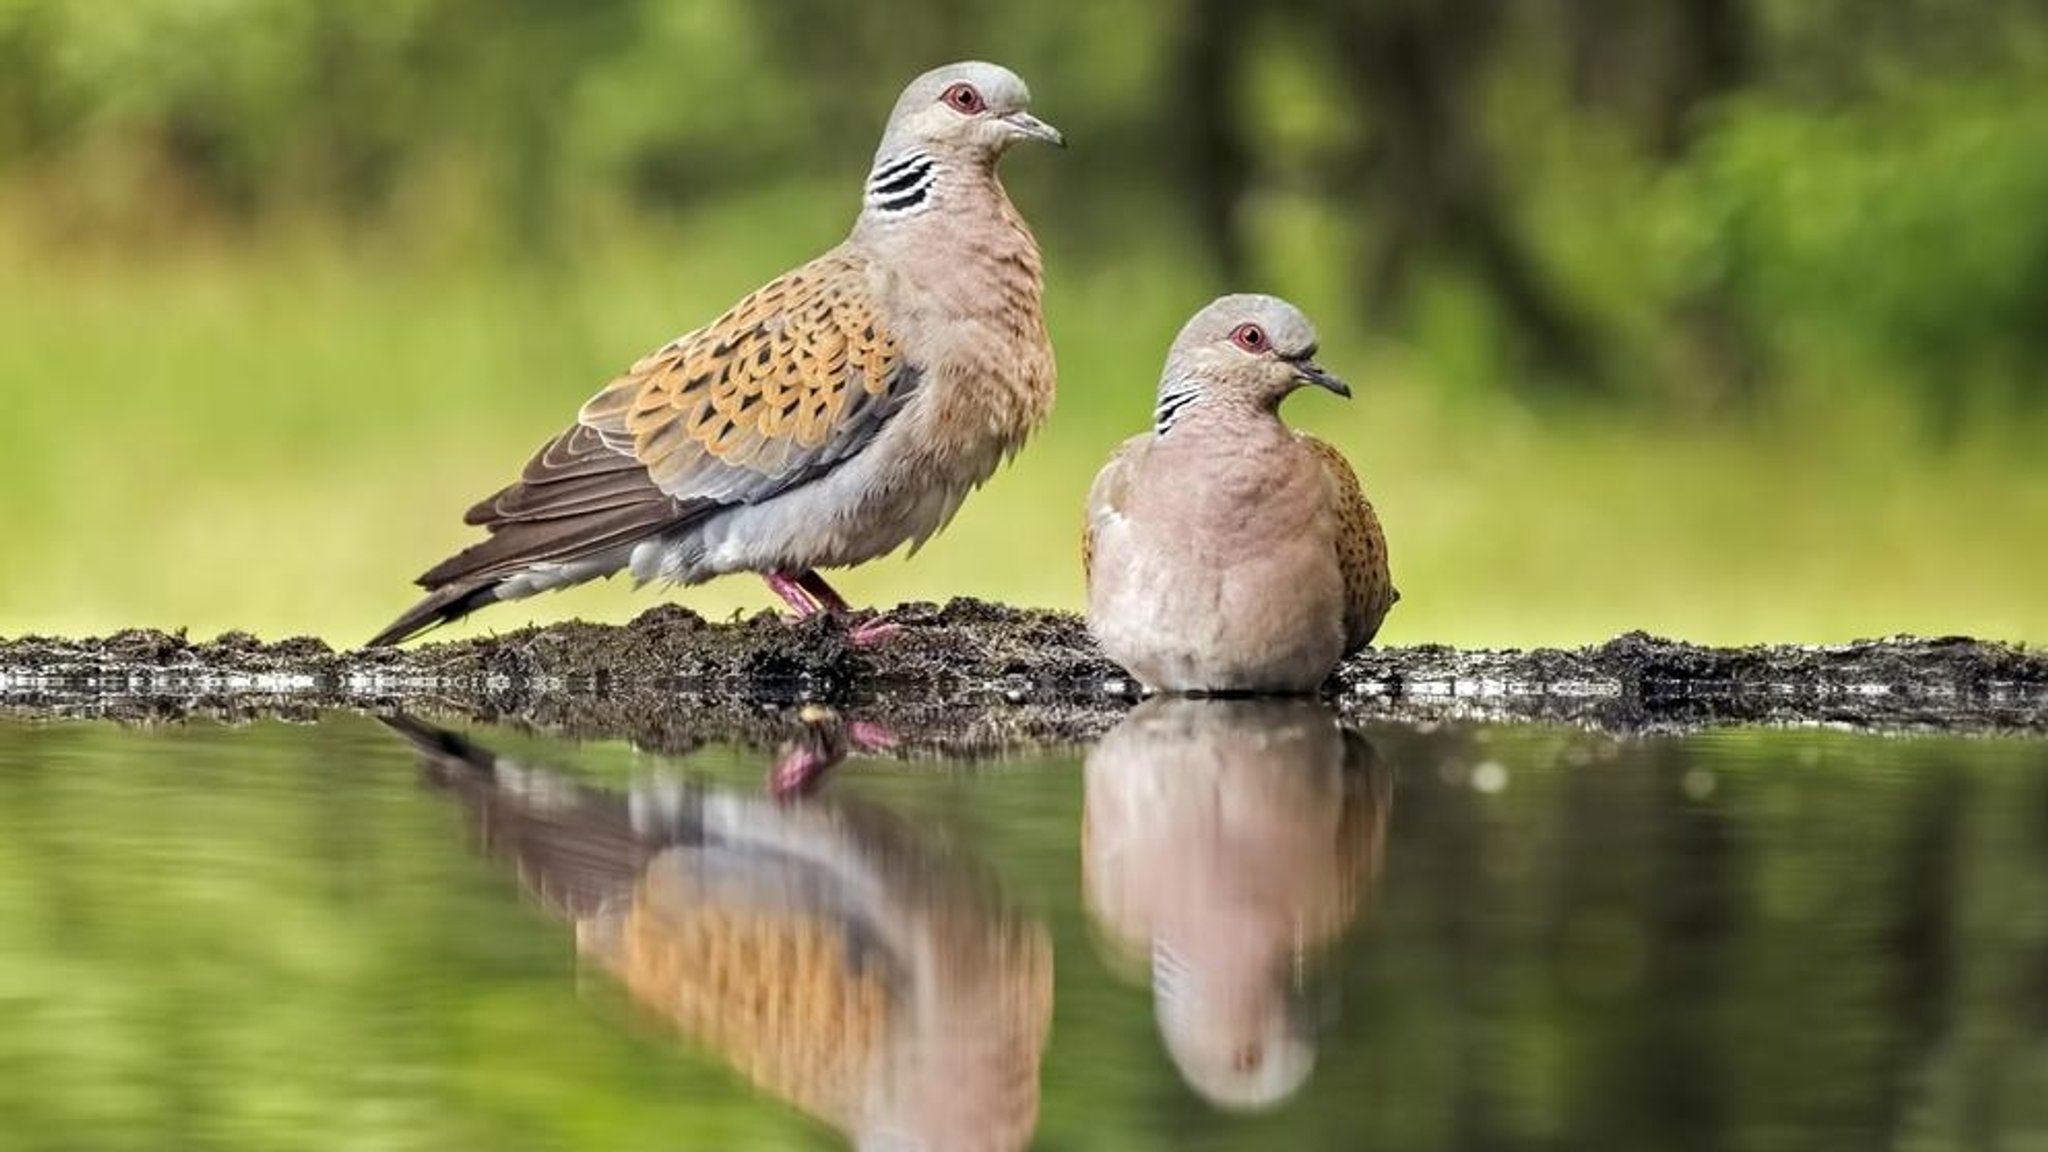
left=382, top=714, right=1054, bottom=1152
left=1085, top=294, right=1396, bottom=692
left=369, top=61, right=1062, bottom=648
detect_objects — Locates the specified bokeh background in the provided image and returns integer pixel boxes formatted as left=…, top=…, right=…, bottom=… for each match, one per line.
left=2, top=0, right=2045, bottom=647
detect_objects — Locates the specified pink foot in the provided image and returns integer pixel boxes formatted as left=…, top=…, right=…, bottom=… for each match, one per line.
left=792, top=569, right=901, bottom=647
left=765, top=711, right=900, bottom=799
left=848, top=617, right=900, bottom=647
left=847, top=720, right=899, bottom=752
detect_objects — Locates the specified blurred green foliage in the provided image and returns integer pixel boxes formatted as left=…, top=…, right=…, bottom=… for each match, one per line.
left=1, top=0, right=2045, bottom=643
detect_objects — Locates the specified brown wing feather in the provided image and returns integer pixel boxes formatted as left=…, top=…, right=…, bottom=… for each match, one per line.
left=580, top=246, right=917, bottom=508
left=381, top=715, right=652, bottom=922
left=1299, top=434, right=1397, bottom=652
left=615, top=891, right=892, bottom=1130
left=416, top=423, right=683, bottom=591
left=373, top=247, right=922, bottom=646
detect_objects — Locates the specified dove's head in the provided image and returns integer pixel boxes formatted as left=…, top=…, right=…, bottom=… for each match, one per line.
left=1155, top=295, right=1349, bottom=427
left=875, top=61, right=1062, bottom=166
left=1152, top=938, right=1318, bottom=1111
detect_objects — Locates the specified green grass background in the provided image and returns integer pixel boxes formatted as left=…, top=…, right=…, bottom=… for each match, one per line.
left=4, top=0, right=2048, bottom=648
left=2, top=198, right=2043, bottom=649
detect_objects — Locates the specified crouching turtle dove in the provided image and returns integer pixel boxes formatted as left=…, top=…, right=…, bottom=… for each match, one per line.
left=1084, top=698, right=1392, bottom=1109
left=1084, top=295, right=1397, bottom=693
left=369, top=61, right=1062, bottom=648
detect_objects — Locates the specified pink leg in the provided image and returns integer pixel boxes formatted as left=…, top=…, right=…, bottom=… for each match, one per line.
left=766, top=714, right=901, bottom=799
left=794, top=570, right=852, bottom=613
left=761, top=571, right=822, bottom=619
left=794, top=570, right=899, bottom=647
left=769, top=741, right=839, bottom=798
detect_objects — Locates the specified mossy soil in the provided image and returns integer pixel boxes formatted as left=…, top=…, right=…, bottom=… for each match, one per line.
left=3, top=599, right=2044, bottom=753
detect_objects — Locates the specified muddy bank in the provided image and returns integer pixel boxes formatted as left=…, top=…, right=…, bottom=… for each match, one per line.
left=2, top=599, right=2044, bottom=751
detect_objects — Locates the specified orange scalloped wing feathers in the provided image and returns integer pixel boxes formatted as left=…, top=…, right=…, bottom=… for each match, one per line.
left=1300, top=434, right=1397, bottom=651
left=579, top=248, right=917, bottom=507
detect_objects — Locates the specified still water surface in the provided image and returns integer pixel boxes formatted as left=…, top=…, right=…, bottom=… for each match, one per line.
left=1, top=704, right=2044, bottom=1150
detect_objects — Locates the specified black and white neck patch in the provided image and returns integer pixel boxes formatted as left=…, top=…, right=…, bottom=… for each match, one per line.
left=1153, top=382, right=1203, bottom=435
left=864, top=151, right=939, bottom=216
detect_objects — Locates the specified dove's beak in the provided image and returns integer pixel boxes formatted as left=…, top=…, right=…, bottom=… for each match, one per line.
left=1002, top=111, right=1066, bottom=148
left=1291, top=358, right=1350, bottom=398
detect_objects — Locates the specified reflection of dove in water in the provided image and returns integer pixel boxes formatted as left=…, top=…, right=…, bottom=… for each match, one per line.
left=1082, top=698, right=1391, bottom=1111
left=382, top=715, right=1053, bottom=1152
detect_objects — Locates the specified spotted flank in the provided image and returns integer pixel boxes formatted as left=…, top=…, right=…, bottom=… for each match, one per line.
left=1298, top=433, right=1399, bottom=650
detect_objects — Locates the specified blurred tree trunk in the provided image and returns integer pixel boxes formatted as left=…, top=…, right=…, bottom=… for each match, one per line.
left=1872, top=760, right=1962, bottom=1147
left=1568, top=0, right=1762, bottom=408
left=1636, top=744, right=1734, bottom=1152
left=1318, top=0, right=1605, bottom=390
left=1568, top=0, right=1752, bottom=157
left=1660, top=0, right=1762, bottom=410
left=1663, top=0, right=1752, bottom=152
left=1171, top=0, right=1253, bottom=283
left=760, top=0, right=978, bottom=167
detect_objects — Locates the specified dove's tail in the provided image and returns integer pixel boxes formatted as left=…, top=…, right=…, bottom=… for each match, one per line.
left=364, top=581, right=501, bottom=649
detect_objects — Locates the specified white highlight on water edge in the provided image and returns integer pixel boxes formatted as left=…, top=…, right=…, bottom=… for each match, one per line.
left=1471, top=760, right=1509, bottom=794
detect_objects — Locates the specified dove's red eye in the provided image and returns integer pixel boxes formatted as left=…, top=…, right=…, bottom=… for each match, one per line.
left=1230, top=323, right=1268, bottom=352
left=942, top=83, right=985, bottom=114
